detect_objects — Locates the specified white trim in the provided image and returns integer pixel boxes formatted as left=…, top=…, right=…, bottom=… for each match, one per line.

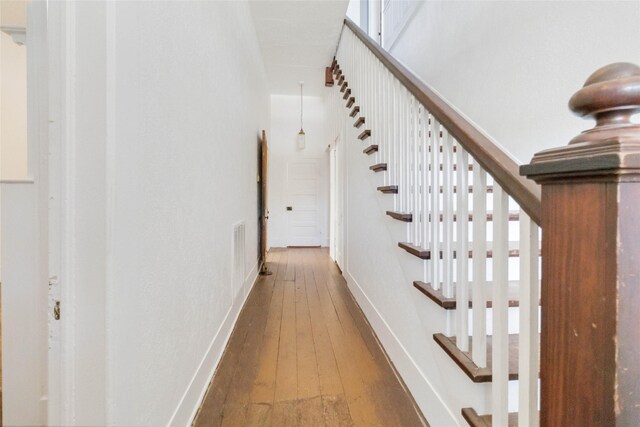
left=0, top=178, right=35, bottom=184
left=343, top=270, right=461, bottom=427
left=0, top=25, right=26, bottom=45
left=62, top=1, right=79, bottom=423
left=167, top=261, right=259, bottom=427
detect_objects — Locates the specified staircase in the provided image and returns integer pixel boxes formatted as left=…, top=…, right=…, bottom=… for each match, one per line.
left=327, top=18, right=541, bottom=426
left=327, top=14, right=640, bottom=425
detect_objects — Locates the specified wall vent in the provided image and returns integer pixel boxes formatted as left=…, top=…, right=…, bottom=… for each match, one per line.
left=232, top=221, right=246, bottom=299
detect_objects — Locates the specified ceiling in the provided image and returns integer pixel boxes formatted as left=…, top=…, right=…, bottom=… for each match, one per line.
left=249, top=0, right=350, bottom=97
left=0, top=0, right=26, bottom=27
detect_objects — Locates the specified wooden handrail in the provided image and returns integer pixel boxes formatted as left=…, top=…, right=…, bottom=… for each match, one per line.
left=343, top=18, right=541, bottom=225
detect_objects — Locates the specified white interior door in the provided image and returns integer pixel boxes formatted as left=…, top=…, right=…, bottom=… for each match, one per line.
left=286, top=158, right=321, bottom=247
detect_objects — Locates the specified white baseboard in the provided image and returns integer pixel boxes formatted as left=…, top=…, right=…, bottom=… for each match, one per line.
left=344, top=271, right=460, bottom=427
left=168, top=261, right=259, bottom=427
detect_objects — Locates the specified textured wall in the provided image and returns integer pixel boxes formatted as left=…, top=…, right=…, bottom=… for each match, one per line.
left=106, top=2, right=270, bottom=425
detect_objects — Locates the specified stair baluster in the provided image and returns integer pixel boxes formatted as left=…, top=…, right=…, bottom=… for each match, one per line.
left=456, top=147, right=470, bottom=351
left=472, top=164, right=488, bottom=368
left=518, top=213, right=539, bottom=426
left=492, top=186, right=510, bottom=426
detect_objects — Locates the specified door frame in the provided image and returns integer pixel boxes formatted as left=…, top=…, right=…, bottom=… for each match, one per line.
left=46, top=2, right=113, bottom=424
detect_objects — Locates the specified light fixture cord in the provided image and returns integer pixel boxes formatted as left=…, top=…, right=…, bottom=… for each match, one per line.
left=300, top=83, right=303, bottom=130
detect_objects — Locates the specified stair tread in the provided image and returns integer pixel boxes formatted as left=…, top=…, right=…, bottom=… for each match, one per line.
left=377, top=185, right=398, bottom=194
left=428, top=145, right=457, bottom=153
left=350, top=106, right=360, bottom=117
left=386, top=211, right=412, bottom=222
left=363, top=144, right=378, bottom=155
left=358, top=129, right=371, bottom=140
left=433, top=333, right=520, bottom=382
left=453, top=211, right=519, bottom=221
left=354, top=116, right=365, bottom=128
left=370, top=163, right=386, bottom=172
left=343, top=88, right=351, bottom=100
left=398, top=241, right=523, bottom=260
left=346, top=96, right=355, bottom=108
left=413, top=280, right=524, bottom=309
left=433, top=163, right=473, bottom=171
left=461, top=408, right=519, bottom=427
left=339, top=80, right=347, bottom=91
left=376, top=185, right=494, bottom=195
left=436, top=185, right=494, bottom=193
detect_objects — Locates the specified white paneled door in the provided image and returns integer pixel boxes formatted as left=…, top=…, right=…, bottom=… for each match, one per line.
left=286, top=158, right=321, bottom=247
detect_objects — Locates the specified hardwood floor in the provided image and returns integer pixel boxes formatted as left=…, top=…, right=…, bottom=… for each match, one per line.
left=1, top=285, right=3, bottom=425
left=194, top=248, right=427, bottom=426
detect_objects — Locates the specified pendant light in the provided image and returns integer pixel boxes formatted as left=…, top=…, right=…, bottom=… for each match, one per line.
left=297, top=81, right=306, bottom=149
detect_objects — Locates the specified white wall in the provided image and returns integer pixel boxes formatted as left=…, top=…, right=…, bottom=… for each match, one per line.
left=389, top=0, right=640, bottom=163
left=45, top=1, right=269, bottom=425
left=0, top=0, right=28, bottom=180
left=109, top=2, right=269, bottom=425
left=268, top=94, right=329, bottom=248
left=346, top=0, right=361, bottom=27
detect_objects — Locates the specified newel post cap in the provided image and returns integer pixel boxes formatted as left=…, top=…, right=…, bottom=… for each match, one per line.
left=521, top=62, right=640, bottom=181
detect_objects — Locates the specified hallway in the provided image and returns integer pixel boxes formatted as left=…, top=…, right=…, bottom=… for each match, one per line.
left=194, top=248, right=427, bottom=426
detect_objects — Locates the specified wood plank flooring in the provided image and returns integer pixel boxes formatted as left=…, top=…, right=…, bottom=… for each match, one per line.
left=1, top=286, right=3, bottom=425
left=194, top=248, right=427, bottom=427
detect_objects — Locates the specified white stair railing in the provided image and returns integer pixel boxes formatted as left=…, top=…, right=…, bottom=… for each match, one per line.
left=328, top=19, right=542, bottom=426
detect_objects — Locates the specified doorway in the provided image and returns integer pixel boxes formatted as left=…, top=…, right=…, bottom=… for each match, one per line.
left=286, top=158, right=322, bottom=247
left=0, top=1, right=48, bottom=424
left=1, top=0, right=29, bottom=423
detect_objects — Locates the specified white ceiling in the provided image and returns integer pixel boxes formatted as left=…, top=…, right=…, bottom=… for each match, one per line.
left=249, top=0, right=349, bottom=97
left=1, top=0, right=27, bottom=27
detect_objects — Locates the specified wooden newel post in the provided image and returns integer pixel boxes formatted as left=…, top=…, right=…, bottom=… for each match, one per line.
left=521, top=62, right=640, bottom=426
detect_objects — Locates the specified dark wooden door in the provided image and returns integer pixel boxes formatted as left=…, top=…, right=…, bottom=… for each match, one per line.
left=259, top=130, right=271, bottom=274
